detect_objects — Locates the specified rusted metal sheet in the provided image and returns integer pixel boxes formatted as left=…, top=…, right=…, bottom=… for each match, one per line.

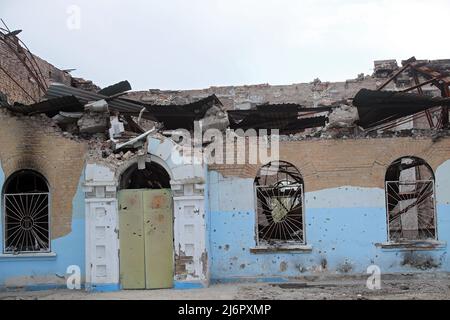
left=143, top=189, right=174, bottom=289
left=118, top=189, right=146, bottom=289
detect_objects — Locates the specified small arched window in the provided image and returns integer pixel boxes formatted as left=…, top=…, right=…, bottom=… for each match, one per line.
left=254, top=161, right=305, bottom=245
left=3, top=170, right=50, bottom=253
left=385, top=156, right=436, bottom=242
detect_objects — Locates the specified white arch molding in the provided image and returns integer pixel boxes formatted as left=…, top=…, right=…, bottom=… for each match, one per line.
left=83, top=137, right=209, bottom=291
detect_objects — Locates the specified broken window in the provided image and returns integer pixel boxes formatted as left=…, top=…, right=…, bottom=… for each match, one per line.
left=3, top=170, right=50, bottom=253
left=254, top=161, right=305, bottom=245
left=385, top=156, right=437, bottom=242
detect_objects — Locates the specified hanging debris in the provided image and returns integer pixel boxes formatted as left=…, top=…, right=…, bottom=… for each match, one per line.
left=98, top=80, right=131, bottom=97
left=144, top=95, right=225, bottom=130
left=353, top=89, right=450, bottom=129
left=228, top=104, right=331, bottom=134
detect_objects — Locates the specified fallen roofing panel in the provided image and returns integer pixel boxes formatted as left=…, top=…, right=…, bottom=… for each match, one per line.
left=45, top=83, right=154, bottom=119
left=144, top=95, right=223, bottom=130
left=353, top=88, right=450, bottom=129
left=228, top=104, right=330, bottom=133
left=229, top=114, right=327, bottom=132
left=256, top=104, right=332, bottom=113
left=4, top=95, right=83, bottom=117
left=98, top=80, right=132, bottom=97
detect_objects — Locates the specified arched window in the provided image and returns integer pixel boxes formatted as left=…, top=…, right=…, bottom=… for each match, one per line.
left=3, top=170, right=50, bottom=253
left=385, top=156, right=436, bottom=242
left=254, top=161, right=305, bottom=245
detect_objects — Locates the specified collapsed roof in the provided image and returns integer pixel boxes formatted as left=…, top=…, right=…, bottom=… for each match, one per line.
left=1, top=23, right=449, bottom=140
left=228, top=104, right=330, bottom=133
left=354, top=89, right=450, bottom=129
left=4, top=81, right=331, bottom=134
left=5, top=95, right=83, bottom=117
left=45, top=82, right=152, bottom=119
left=145, top=95, right=223, bottom=130
left=365, top=57, right=450, bottom=130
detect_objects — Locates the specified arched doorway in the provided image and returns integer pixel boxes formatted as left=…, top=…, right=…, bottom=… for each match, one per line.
left=118, top=161, right=174, bottom=289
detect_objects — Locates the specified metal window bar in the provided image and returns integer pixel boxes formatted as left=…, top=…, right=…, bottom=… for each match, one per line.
left=385, top=180, right=437, bottom=242
left=255, top=184, right=305, bottom=245
left=3, top=192, right=50, bottom=253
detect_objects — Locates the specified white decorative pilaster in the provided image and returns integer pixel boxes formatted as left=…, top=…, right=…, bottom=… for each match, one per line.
left=84, top=164, right=119, bottom=291
left=149, top=137, right=209, bottom=285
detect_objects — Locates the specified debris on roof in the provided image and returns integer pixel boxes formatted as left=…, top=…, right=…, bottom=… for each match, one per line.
left=1, top=25, right=450, bottom=151
left=374, top=60, right=399, bottom=78
left=144, top=95, right=224, bottom=130
left=114, top=127, right=157, bottom=151
left=70, top=77, right=100, bottom=92
left=78, top=111, right=108, bottom=134
left=199, top=103, right=229, bottom=132
left=4, top=95, right=83, bottom=117
left=355, top=57, right=450, bottom=131
left=98, top=80, right=131, bottom=97
left=46, top=83, right=151, bottom=119
left=228, top=104, right=331, bottom=133
left=327, top=103, right=359, bottom=129
left=354, top=89, right=450, bottom=129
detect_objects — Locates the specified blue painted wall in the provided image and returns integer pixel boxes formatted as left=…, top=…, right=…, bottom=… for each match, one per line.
left=208, top=160, right=450, bottom=282
left=0, top=164, right=86, bottom=290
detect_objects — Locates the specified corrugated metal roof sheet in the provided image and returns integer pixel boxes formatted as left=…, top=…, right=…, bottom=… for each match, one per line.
left=144, top=95, right=222, bottom=130
left=98, top=80, right=132, bottom=97
left=354, top=88, right=450, bottom=129
left=5, top=96, right=83, bottom=117
left=46, top=83, right=154, bottom=119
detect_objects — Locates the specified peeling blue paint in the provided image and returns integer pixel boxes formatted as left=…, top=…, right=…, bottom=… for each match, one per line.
left=174, top=281, right=205, bottom=289
left=211, top=277, right=289, bottom=284
left=208, top=161, right=450, bottom=282
left=86, top=283, right=120, bottom=292
left=0, top=165, right=86, bottom=290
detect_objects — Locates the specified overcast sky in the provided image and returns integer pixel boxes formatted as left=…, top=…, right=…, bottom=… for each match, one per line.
left=1, top=0, right=449, bottom=90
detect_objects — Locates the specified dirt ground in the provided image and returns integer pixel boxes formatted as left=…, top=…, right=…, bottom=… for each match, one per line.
left=1, top=273, right=450, bottom=300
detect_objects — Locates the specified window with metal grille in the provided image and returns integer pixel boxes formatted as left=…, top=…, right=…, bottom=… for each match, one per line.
left=385, top=156, right=437, bottom=242
left=3, top=170, right=50, bottom=253
left=254, top=161, right=305, bottom=245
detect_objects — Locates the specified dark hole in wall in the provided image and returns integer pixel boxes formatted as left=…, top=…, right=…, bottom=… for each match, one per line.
left=119, top=162, right=170, bottom=190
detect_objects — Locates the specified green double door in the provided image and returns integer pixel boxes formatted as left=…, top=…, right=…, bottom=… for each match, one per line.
left=118, top=189, right=174, bottom=289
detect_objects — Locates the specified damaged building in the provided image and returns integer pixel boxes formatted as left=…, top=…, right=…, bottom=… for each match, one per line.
left=1, top=26, right=450, bottom=291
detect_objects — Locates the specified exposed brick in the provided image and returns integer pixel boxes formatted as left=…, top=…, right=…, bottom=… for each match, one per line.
left=209, top=136, right=450, bottom=191
left=0, top=111, right=88, bottom=239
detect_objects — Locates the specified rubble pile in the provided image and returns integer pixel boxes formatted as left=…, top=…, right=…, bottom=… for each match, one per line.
left=1, top=23, right=449, bottom=153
